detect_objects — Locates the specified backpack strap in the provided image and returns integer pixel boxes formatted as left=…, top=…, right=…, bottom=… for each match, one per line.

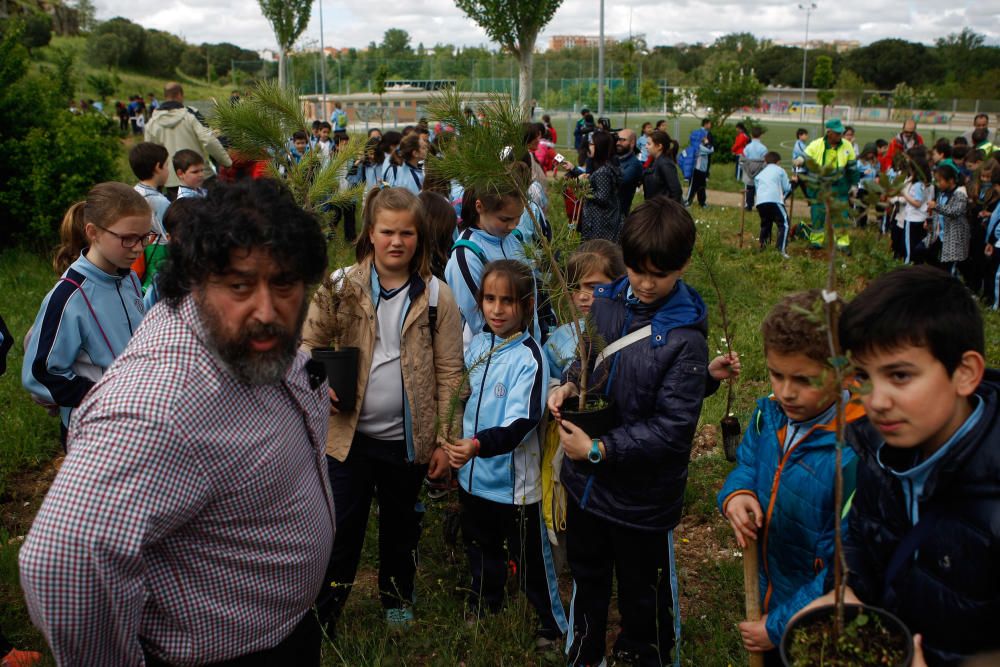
left=59, top=277, right=115, bottom=356
left=427, top=276, right=439, bottom=345
left=450, top=239, right=487, bottom=264
left=593, top=324, right=652, bottom=371
left=882, top=506, right=941, bottom=601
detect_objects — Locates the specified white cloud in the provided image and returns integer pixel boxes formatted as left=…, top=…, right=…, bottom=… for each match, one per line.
left=93, top=0, right=1000, bottom=51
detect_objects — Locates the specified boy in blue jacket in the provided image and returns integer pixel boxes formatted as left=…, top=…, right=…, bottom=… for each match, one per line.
left=550, top=196, right=709, bottom=667
left=803, top=266, right=999, bottom=666
left=718, top=290, right=861, bottom=664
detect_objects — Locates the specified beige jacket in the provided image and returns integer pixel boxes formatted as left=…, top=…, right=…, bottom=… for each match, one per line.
left=300, top=258, right=464, bottom=463
left=144, top=104, right=232, bottom=187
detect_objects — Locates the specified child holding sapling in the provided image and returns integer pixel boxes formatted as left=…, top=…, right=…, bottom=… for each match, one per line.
left=442, top=260, right=568, bottom=648
left=548, top=196, right=711, bottom=666
left=800, top=266, right=1000, bottom=666
left=300, top=187, right=464, bottom=630
left=717, top=290, right=863, bottom=663
left=543, top=239, right=625, bottom=380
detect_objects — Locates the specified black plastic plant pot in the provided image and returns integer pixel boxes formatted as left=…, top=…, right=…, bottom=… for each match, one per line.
left=311, top=347, right=359, bottom=412
left=780, top=603, right=913, bottom=667
left=560, top=395, right=619, bottom=438
left=720, top=415, right=741, bottom=462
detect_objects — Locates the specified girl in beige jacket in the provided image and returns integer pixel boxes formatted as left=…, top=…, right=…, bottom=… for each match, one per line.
left=301, top=187, right=464, bottom=630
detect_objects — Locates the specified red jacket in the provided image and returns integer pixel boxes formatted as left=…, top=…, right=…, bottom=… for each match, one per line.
left=731, top=131, right=750, bottom=156
left=881, top=132, right=924, bottom=171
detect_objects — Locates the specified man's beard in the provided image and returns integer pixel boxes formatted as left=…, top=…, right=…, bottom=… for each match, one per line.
left=196, top=294, right=307, bottom=386
left=616, top=144, right=630, bottom=157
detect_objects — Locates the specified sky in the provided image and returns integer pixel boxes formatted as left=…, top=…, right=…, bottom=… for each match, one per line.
left=93, top=0, right=1000, bottom=53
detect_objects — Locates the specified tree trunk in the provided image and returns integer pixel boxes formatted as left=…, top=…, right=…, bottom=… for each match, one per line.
left=278, top=50, right=287, bottom=89
left=518, top=37, right=535, bottom=116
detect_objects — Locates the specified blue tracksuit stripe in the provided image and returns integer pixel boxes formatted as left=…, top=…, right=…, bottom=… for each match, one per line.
left=778, top=204, right=790, bottom=252
left=668, top=529, right=681, bottom=667
left=536, top=503, right=570, bottom=633
left=29, top=272, right=95, bottom=408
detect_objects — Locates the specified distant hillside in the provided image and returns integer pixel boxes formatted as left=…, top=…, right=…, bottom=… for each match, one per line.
left=35, top=36, right=236, bottom=106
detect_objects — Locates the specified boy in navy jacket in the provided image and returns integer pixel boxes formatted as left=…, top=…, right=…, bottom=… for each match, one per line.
left=802, top=266, right=999, bottom=666
left=550, top=196, right=709, bottom=667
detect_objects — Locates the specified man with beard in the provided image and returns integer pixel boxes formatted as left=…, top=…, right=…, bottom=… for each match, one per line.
left=19, top=179, right=335, bottom=666
left=616, top=128, right=642, bottom=217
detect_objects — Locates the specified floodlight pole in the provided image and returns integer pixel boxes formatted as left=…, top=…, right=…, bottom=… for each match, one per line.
left=318, top=0, right=328, bottom=119
left=597, top=0, right=605, bottom=116
left=798, top=3, right=817, bottom=123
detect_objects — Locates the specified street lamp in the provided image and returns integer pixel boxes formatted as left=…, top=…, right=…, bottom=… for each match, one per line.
left=798, top=3, right=817, bottom=123
left=597, top=0, right=605, bottom=116
left=318, top=0, right=328, bottom=119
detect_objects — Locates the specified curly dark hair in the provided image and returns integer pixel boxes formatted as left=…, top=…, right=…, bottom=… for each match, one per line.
left=761, top=289, right=840, bottom=364
left=157, top=178, right=328, bottom=305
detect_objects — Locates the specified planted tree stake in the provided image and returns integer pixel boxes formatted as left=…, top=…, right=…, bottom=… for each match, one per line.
left=743, top=511, right=764, bottom=667
left=739, top=187, right=747, bottom=249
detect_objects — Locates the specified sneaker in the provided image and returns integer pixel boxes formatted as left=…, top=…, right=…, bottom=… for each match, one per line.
left=781, top=252, right=791, bottom=259
left=384, top=607, right=414, bottom=627
left=1, top=649, right=43, bottom=667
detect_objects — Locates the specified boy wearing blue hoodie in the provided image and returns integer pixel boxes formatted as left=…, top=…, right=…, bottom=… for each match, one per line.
left=718, top=290, right=862, bottom=663
left=802, top=266, right=999, bottom=666
left=550, top=196, right=709, bottom=667
left=755, top=152, right=793, bottom=256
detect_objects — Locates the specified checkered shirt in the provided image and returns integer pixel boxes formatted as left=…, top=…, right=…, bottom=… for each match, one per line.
left=19, top=295, right=335, bottom=666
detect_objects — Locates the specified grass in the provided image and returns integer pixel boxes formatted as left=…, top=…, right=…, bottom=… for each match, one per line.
left=0, top=195, right=997, bottom=665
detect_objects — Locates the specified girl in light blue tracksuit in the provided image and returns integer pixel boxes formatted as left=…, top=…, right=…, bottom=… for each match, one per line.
left=754, top=153, right=793, bottom=254
left=23, top=183, right=151, bottom=442
left=444, top=173, right=539, bottom=351
left=442, top=260, right=568, bottom=645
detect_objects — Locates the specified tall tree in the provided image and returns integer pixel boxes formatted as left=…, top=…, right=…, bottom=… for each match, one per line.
left=257, top=0, right=311, bottom=88
left=454, top=0, right=563, bottom=112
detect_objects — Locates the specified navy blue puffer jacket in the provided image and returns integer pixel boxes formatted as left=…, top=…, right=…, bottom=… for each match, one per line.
left=843, top=369, right=1000, bottom=666
left=561, top=277, right=709, bottom=532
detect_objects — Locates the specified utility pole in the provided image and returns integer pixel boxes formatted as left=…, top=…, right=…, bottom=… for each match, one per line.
left=597, top=0, right=605, bottom=115
left=798, top=3, right=817, bottom=123
left=318, top=0, right=328, bottom=119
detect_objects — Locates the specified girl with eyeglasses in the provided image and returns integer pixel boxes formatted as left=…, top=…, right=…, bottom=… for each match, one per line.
left=23, top=182, right=152, bottom=446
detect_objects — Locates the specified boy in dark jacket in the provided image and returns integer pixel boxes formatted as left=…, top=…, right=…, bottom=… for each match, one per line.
left=802, top=265, right=998, bottom=666
left=550, top=196, right=709, bottom=667
left=718, top=290, right=862, bottom=664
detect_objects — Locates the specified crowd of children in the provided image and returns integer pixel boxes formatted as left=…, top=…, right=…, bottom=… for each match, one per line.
left=12, top=102, right=1000, bottom=667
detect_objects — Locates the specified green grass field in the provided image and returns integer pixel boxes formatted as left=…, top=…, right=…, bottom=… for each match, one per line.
left=1, top=197, right=997, bottom=665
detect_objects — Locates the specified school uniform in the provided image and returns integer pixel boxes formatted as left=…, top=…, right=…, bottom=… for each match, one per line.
left=741, top=139, right=768, bottom=209
left=854, top=159, right=880, bottom=228
left=444, top=227, right=535, bottom=351
left=23, top=252, right=145, bottom=429
left=457, top=329, right=568, bottom=640
left=754, top=164, right=793, bottom=253
left=985, top=205, right=1000, bottom=309
left=562, top=277, right=709, bottom=667
left=684, top=143, right=714, bottom=208
left=791, top=138, right=810, bottom=199
left=176, top=186, right=207, bottom=199
left=900, top=181, right=933, bottom=264
left=396, top=162, right=424, bottom=195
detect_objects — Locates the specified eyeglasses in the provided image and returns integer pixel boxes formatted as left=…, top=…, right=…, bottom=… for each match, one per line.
left=95, top=225, right=158, bottom=248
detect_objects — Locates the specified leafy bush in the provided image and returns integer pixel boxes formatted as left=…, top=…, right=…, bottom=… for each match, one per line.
left=0, top=29, right=121, bottom=249
left=708, top=123, right=739, bottom=164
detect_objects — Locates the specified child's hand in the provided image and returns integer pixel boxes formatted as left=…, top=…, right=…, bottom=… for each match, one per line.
left=559, top=419, right=598, bottom=461
left=328, top=388, right=340, bottom=416
left=547, top=383, right=578, bottom=421
left=443, top=438, right=478, bottom=468
left=428, top=446, right=451, bottom=480
left=986, top=244, right=994, bottom=257
left=724, top=494, right=763, bottom=549
left=738, top=616, right=774, bottom=653
left=709, top=352, right=742, bottom=381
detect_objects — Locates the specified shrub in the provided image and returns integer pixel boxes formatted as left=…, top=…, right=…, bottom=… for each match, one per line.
left=0, top=29, right=121, bottom=249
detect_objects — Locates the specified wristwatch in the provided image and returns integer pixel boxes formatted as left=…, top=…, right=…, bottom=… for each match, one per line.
left=588, top=438, right=603, bottom=464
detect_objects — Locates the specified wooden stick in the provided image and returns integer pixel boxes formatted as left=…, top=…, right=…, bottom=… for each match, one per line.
left=739, top=187, right=747, bottom=249
left=789, top=184, right=796, bottom=220
left=743, top=512, right=764, bottom=667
